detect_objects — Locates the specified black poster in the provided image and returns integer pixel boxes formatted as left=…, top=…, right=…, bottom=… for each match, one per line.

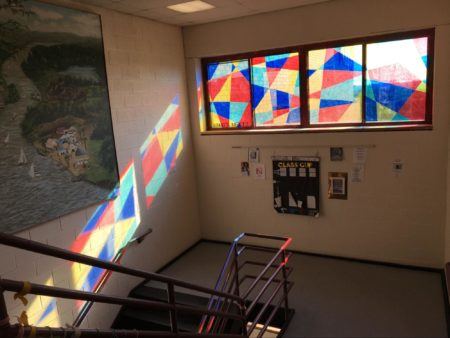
left=273, top=157, right=320, bottom=217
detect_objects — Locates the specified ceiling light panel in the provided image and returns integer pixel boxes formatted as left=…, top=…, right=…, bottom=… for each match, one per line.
left=167, top=1, right=215, bottom=13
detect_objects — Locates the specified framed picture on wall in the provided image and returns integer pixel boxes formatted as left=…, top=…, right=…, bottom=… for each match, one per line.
left=328, top=172, right=348, bottom=199
left=0, top=1, right=119, bottom=233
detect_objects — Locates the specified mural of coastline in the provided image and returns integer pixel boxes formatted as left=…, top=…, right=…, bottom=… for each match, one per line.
left=0, top=0, right=118, bottom=233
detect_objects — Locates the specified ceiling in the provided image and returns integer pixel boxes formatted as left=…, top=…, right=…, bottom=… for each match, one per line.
left=73, top=0, right=332, bottom=26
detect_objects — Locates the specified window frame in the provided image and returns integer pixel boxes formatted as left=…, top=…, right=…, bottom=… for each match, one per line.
left=201, top=28, right=434, bottom=134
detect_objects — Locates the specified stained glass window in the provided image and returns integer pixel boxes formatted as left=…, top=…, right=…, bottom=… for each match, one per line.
left=366, top=37, right=428, bottom=122
left=203, top=31, right=432, bottom=132
left=206, top=59, right=252, bottom=129
left=251, top=52, right=300, bottom=127
left=308, top=45, right=363, bottom=124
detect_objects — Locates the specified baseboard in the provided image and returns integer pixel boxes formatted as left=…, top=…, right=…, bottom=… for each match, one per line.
left=133, top=238, right=203, bottom=291
left=440, top=270, right=450, bottom=338
left=201, top=238, right=442, bottom=273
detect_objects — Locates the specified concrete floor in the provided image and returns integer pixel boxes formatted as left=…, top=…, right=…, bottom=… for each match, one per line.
left=155, top=242, right=447, bottom=337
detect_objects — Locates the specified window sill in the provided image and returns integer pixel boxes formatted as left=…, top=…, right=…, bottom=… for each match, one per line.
left=200, top=124, right=433, bottom=135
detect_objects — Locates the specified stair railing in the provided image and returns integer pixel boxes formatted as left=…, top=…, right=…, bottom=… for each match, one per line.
left=198, top=233, right=294, bottom=338
left=0, top=232, right=245, bottom=338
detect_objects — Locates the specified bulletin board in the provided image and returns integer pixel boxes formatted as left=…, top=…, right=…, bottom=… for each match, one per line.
left=273, top=156, right=320, bottom=217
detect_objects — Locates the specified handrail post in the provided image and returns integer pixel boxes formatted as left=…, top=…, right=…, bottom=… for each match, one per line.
left=0, top=287, right=10, bottom=330
left=167, top=282, right=178, bottom=333
left=233, top=245, right=247, bottom=336
left=281, top=250, right=290, bottom=321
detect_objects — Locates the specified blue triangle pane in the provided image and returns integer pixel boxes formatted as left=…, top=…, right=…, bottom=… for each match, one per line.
left=369, top=80, right=414, bottom=112
left=319, top=99, right=352, bottom=109
left=308, top=69, right=316, bottom=77
left=241, top=68, right=250, bottom=82
left=365, top=98, right=377, bottom=121
left=323, top=52, right=362, bottom=71
left=276, top=90, right=289, bottom=110
left=252, top=85, right=266, bottom=107
left=266, top=57, right=287, bottom=69
left=207, top=63, right=219, bottom=80
left=212, top=102, right=230, bottom=119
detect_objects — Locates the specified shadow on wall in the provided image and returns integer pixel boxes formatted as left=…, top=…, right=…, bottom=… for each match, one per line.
left=22, top=95, right=184, bottom=327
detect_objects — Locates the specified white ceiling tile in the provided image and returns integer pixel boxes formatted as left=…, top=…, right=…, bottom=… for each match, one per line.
left=72, top=0, right=335, bottom=26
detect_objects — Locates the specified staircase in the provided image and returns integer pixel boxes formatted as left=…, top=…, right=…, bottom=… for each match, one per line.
left=0, top=232, right=294, bottom=337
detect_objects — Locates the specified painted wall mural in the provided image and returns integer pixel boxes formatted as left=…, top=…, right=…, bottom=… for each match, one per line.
left=0, top=0, right=118, bottom=233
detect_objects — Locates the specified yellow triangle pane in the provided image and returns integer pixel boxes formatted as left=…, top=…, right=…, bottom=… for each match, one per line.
left=377, top=102, right=397, bottom=121
left=214, top=76, right=231, bottom=102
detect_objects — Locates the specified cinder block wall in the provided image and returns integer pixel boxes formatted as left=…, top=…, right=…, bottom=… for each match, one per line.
left=183, top=0, right=450, bottom=268
left=0, top=0, right=201, bottom=329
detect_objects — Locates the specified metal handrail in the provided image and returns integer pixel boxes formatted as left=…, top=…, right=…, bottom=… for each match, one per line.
left=0, top=232, right=245, bottom=338
left=0, top=232, right=293, bottom=338
left=199, top=233, right=293, bottom=337
left=0, top=233, right=240, bottom=302
left=0, top=280, right=243, bottom=321
left=0, top=325, right=244, bottom=338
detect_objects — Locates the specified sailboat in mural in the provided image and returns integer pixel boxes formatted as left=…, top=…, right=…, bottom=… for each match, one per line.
left=18, top=147, right=27, bottom=165
left=28, top=163, right=40, bottom=178
left=29, top=163, right=35, bottom=178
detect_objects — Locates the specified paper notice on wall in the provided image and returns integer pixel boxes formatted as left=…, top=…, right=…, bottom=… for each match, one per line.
left=353, top=147, right=368, bottom=164
left=307, top=196, right=316, bottom=209
left=350, top=164, right=365, bottom=183
left=289, top=167, right=296, bottom=177
left=253, top=164, right=266, bottom=180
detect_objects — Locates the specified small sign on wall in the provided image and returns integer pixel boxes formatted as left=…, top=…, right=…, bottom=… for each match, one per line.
left=330, top=147, right=344, bottom=161
left=253, top=163, right=266, bottom=179
left=240, top=161, right=250, bottom=176
left=248, top=147, right=260, bottom=163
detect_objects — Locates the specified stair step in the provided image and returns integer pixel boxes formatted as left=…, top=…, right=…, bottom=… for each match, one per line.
left=131, top=285, right=209, bottom=307
left=120, top=307, right=199, bottom=332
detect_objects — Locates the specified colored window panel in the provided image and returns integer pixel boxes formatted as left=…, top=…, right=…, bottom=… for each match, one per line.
left=207, top=60, right=252, bottom=129
left=366, top=37, right=428, bottom=122
left=251, top=52, right=300, bottom=127
left=308, top=45, right=363, bottom=124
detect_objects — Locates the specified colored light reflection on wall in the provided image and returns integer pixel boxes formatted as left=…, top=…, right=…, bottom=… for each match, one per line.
left=20, top=96, right=183, bottom=327
left=196, top=69, right=207, bottom=132
left=70, top=161, right=140, bottom=295
left=25, top=162, right=140, bottom=327
left=140, top=96, right=183, bottom=208
left=26, top=278, right=60, bottom=327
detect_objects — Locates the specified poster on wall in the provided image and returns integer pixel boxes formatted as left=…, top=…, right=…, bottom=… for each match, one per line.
left=273, top=157, right=320, bottom=217
left=0, top=0, right=119, bottom=233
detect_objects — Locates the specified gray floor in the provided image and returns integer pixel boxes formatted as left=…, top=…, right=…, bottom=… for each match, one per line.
left=156, top=242, right=447, bottom=337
